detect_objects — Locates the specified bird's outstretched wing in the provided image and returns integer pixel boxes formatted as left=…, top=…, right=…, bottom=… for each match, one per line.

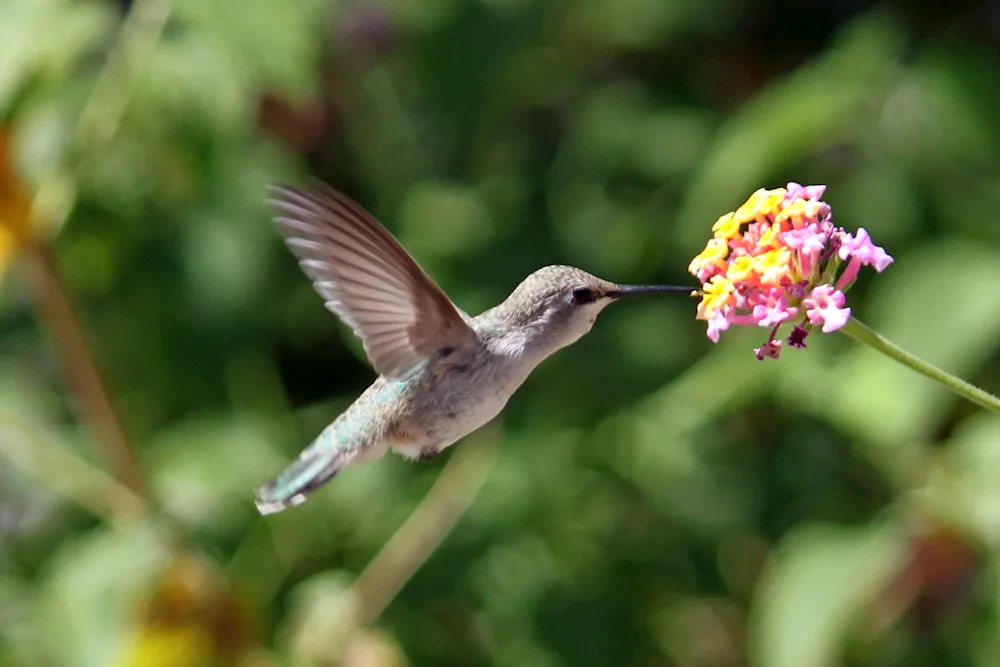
left=268, top=183, right=480, bottom=378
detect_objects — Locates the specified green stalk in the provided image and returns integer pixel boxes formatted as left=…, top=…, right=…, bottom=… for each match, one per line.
left=840, top=317, right=1000, bottom=414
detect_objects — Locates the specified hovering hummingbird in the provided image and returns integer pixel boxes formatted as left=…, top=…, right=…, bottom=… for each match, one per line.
left=254, top=182, right=694, bottom=515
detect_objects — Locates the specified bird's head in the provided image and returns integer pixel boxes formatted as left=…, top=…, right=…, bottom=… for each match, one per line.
left=491, top=265, right=695, bottom=356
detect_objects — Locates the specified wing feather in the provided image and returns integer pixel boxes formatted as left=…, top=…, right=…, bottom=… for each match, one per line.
left=268, top=183, right=479, bottom=378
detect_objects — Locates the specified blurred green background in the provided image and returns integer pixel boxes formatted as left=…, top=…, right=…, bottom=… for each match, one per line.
left=2, top=0, right=1000, bottom=665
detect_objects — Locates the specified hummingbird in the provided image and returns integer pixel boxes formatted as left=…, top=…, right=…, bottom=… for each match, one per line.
left=254, top=182, right=694, bottom=515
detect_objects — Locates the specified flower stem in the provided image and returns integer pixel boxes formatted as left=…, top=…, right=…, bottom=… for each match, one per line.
left=352, top=426, right=500, bottom=625
left=71, top=0, right=174, bottom=160
left=28, top=242, right=148, bottom=495
left=840, top=317, right=1000, bottom=413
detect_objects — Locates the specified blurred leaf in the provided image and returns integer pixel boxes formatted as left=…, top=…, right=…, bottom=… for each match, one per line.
left=569, top=82, right=648, bottom=173
left=825, top=239, right=1000, bottom=454
left=0, top=575, right=37, bottom=666
left=881, top=52, right=1000, bottom=167
left=281, top=570, right=361, bottom=664
left=0, top=0, right=114, bottom=109
left=0, top=410, right=145, bottom=521
left=137, top=36, right=249, bottom=137
left=145, top=413, right=288, bottom=529
left=926, top=413, right=1000, bottom=548
left=386, top=0, right=463, bottom=33
left=469, top=531, right=567, bottom=614
left=397, top=181, right=495, bottom=260
left=652, top=597, right=744, bottom=667
left=833, top=165, right=917, bottom=248
left=31, top=520, right=172, bottom=667
left=181, top=204, right=272, bottom=320
left=676, top=11, right=905, bottom=251
left=339, top=630, right=409, bottom=667
left=171, top=0, right=324, bottom=96
left=610, top=298, right=698, bottom=370
left=566, top=0, right=724, bottom=50
left=748, top=518, right=908, bottom=667
left=630, top=108, right=711, bottom=180
left=548, top=180, right=657, bottom=276
left=603, top=334, right=780, bottom=526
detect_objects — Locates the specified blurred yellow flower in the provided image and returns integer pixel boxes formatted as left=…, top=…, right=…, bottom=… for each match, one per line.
left=0, top=226, right=14, bottom=277
left=116, top=553, right=258, bottom=667
left=0, top=127, right=33, bottom=281
left=117, top=625, right=214, bottom=667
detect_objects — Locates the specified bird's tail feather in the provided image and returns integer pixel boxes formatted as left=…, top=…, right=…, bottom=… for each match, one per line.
left=254, top=451, right=343, bottom=515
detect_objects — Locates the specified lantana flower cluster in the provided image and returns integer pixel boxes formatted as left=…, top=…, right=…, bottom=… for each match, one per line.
left=689, top=183, right=893, bottom=360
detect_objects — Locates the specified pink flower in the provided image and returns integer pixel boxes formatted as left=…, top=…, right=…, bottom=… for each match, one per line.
left=838, top=228, right=893, bottom=272
left=786, top=326, right=809, bottom=349
left=752, top=288, right=797, bottom=328
left=689, top=183, right=893, bottom=359
left=782, top=223, right=828, bottom=256
left=782, top=223, right=829, bottom=274
left=785, top=182, right=826, bottom=201
left=706, top=309, right=731, bottom=343
left=803, top=284, right=851, bottom=333
left=784, top=278, right=809, bottom=300
left=835, top=228, right=894, bottom=289
left=754, top=340, right=782, bottom=361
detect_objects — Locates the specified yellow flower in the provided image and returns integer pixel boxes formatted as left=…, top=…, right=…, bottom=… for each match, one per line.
left=0, top=127, right=33, bottom=283
left=697, top=274, right=735, bottom=319
left=0, top=128, right=31, bottom=241
left=688, top=237, right=729, bottom=275
left=686, top=181, right=889, bottom=353
left=0, top=227, right=14, bottom=278
left=116, top=554, right=257, bottom=667
left=756, top=248, right=792, bottom=285
left=711, top=212, right=741, bottom=240
left=734, top=187, right=786, bottom=224
left=758, top=222, right=782, bottom=249
left=775, top=199, right=829, bottom=228
left=116, top=626, right=214, bottom=667
left=726, top=254, right=758, bottom=282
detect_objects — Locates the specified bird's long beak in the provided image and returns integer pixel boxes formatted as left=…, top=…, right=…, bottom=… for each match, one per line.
left=611, top=284, right=700, bottom=298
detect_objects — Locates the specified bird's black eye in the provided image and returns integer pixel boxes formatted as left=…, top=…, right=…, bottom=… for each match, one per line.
left=571, top=288, right=597, bottom=305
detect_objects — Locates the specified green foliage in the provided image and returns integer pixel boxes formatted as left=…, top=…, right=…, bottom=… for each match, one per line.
left=2, top=0, right=1000, bottom=666
left=749, top=519, right=908, bottom=667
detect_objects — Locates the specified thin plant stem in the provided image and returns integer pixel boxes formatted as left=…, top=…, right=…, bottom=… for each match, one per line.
left=27, top=243, right=147, bottom=495
left=352, top=427, right=501, bottom=624
left=72, top=0, right=174, bottom=159
left=841, top=316, right=1000, bottom=414
left=0, top=412, right=146, bottom=520
left=242, top=429, right=500, bottom=644
left=17, top=0, right=176, bottom=498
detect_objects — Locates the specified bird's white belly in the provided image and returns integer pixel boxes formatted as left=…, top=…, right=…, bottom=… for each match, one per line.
left=392, top=394, right=509, bottom=459
left=391, top=363, right=530, bottom=460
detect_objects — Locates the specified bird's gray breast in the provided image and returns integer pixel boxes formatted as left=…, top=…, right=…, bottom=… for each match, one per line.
left=394, top=345, right=532, bottom=452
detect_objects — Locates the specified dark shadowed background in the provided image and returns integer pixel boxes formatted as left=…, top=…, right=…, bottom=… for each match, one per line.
left=2, top=0, right=1000, bottom=665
